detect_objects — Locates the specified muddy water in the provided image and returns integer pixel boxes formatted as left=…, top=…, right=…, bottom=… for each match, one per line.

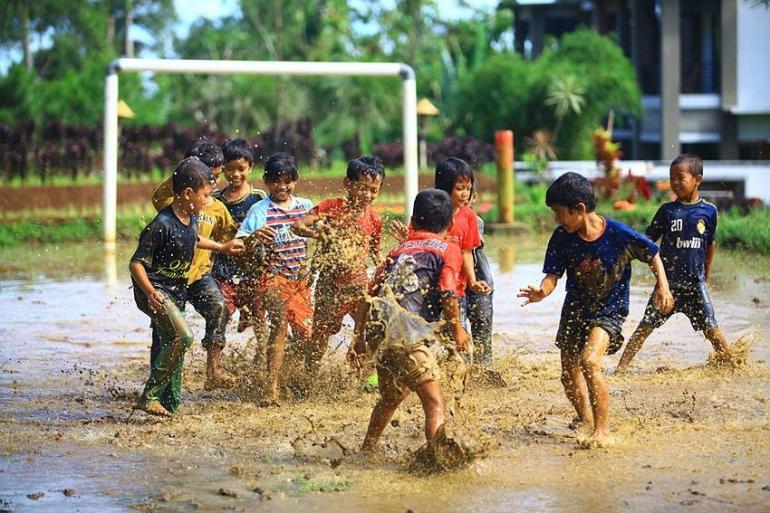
left=1, top=237, right=769, bottom=513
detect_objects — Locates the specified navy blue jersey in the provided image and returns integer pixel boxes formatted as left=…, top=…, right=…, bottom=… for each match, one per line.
left=543, top=217, right=659, bottom=317
left=646, top=199, right=717, bottom=285
left=212, top=187, right=266, bottom=281
left=131, top=206, right=199, bottom=302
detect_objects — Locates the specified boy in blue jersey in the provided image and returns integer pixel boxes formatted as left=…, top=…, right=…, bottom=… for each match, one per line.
left=519, top=172, right=673, bottom=447
left=616, top=154, right=733, bottom=373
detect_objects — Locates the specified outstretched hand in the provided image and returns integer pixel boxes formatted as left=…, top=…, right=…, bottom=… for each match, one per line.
left=220, top=238, right=245, bottom=255
left=389, top=220, right=409, bottom=242
left=254, top=225, right=277, bottom=244
left=517, top=284, right=547, bottom=305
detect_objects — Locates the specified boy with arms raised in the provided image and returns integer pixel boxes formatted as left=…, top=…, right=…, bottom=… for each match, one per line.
left=519, top=172, right=673, bottom=447
left=349, top=189, right=469, bottom=452
left=237, top=152, right=314, bottom=406
left=212, top=139, right=267, bottom=333
left=616, top=154, right=733, bottom=373
left=150, top=138, right=238, bottom=390
left=292, top=156, right=384, bottom=370
left=130, top=158, right=244, bottom=416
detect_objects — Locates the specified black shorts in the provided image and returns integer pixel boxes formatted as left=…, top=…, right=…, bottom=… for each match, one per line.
left=639, top=281, right=718, bottom=332
left=555, top=301, right=626, bottom=355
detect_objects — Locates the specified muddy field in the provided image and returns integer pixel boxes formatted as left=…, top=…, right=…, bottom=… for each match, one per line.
left=1, top=236, right=769, bottom=513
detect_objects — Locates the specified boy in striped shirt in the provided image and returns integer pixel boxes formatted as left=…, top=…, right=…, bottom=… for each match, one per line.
left=236, top=153, right=313, bottom=406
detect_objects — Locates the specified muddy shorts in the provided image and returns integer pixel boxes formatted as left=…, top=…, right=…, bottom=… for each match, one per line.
left=639, top=281, right=718, bottom=332
left=313, top=276, right=367, bottom=338
left=555, top=301, right=625, bottom=355
left=214, top=277, right=257, bottom=317
left=377, top=343, right=441, bottom=395
left=254, top=274, right=313, bottom=340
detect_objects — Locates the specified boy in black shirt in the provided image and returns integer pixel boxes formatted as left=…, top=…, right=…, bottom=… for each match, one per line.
left=130, top=158, right=244, bottom=416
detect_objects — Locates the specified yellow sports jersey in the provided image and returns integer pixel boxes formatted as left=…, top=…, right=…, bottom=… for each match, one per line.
left=150, top=177, right=236, bottom=284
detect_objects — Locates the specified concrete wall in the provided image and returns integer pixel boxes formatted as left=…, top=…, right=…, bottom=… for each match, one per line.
left=734, top=2, right=770, bottom=114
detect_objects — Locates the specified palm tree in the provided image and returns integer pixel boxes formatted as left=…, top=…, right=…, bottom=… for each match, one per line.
left=545, top=75, right=585, bottom=143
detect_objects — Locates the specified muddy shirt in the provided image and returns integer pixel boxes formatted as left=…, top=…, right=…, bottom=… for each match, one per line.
left=646, top=199, right=717, bottom=285
left=131, top=206, right=199, bottom=303
left=376, top=230, right=462, bottom=321
left=543, top=217, right=658, bottom=316
left=236, top=196, right=313, bottom=279
left=212, top=187, right=266, bottom=281
left=310, top=198, right=383, bottom=285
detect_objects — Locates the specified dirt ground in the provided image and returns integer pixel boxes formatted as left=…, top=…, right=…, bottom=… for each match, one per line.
left=1, top=239, right=769, bottom=513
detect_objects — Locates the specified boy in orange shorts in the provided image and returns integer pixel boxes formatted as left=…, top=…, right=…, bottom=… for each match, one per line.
left=292, top=156, right=384, bottom=371
left=236, top=152, right=313, bottom=406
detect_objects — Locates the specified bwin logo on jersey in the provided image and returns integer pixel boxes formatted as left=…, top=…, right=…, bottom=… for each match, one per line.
left=676, top=237, right=702, bottom=249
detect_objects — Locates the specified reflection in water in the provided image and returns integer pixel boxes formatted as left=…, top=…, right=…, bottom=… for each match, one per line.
left=498, top=245, right=516, bottom=274
left=104, top=250, right=118, bottom=289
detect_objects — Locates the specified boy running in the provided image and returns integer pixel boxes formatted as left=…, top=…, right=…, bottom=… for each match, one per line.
left=292, top=156, right=384, bottom=370
left=150, top=138, right=237, bottom=390
left=519, top=172, right=673, bottom=447
left=349, top=189, right=469, bottom=452
left=616, top=154, right=733, bottom=373
left=130, top=158, right=244, bottom=416
left=236, top=152, right=314, bottom=406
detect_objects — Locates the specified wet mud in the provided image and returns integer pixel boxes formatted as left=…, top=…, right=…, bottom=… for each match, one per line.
left=1, top=237, right=769, bottom=512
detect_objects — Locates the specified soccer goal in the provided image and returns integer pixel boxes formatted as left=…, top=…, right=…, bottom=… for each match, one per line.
left=102, top=58, right=419, bottom=248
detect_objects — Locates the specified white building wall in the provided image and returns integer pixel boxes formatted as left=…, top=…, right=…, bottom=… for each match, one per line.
left=735, top=2, right=770, bottom=114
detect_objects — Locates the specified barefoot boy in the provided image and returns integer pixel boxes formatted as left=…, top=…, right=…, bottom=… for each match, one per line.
left=150, top=139, right=238, bottom=390
left=616, top=154, right=732, bottom=373
left=518, top=172, right=673, bottom=446
left=292, top=156, right=384, bottom=370
left=350, top=189, right=469, bottom=452
left=236, top=152, right=314, bottom=405
left=130, top=158, right=244, bottom=416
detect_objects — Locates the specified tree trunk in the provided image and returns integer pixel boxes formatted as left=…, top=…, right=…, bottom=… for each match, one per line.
left=125, top=0, right=134, bottom=57
left=21, top=2, right=32, bottom=71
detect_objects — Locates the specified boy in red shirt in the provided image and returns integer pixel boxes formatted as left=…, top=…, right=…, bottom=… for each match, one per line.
left=293, top=156, right=385, bottom=370
left=348, top=189, right=469, bottom=452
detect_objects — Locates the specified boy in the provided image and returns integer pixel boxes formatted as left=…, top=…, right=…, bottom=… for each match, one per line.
left=467, top=190, right=494, bottom=365
left=292, top=156, right=384, bottom=370
left=616, top=154, right=733, bottom=373
left=236, top=152, right=314, bottom=406
left=130, top=158, right=244, bottom=416
left=150, top=138, right=238, bottom=390
left=349, top=188, right=469, bottom=452
left=518, top=172, right=673, bottom=447
left=211, top=139, right=267, bottom=333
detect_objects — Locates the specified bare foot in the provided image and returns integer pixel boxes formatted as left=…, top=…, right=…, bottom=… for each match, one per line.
left=568, top=416, right=590, bottom=431
left=140, top=400, right=171, bottom=417
left=204, top=372, right=237, bottom=391
left=613, top=365, right=628, bottom=376
left=577, top=431, right=616, bottom=449
left=707, top=350, right=738, bottom=370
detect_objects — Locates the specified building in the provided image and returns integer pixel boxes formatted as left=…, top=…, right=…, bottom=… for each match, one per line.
left=502, top=0, right=770, bottom=160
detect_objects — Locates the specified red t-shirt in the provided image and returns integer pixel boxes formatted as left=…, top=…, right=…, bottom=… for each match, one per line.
left=311, top=198, right=383, bottom=284
left=409, top=204, right=481, bottom=297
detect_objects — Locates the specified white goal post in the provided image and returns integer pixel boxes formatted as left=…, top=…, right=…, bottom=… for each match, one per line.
left=103, top=58, right=419, bottom=248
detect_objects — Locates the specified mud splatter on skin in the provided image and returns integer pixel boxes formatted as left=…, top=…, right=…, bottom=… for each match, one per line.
left=2, top=238, right=769, bottom=512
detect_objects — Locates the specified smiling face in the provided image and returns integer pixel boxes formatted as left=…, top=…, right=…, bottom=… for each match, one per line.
left=669, top=163, right=702, bottom=202
left=223, top=158, right=252, bottom=188
left=450, top=176, right=473, bottom=209
left=345, top=174, right=383, bottom=209
left=266, top=175, right=297, bottom=203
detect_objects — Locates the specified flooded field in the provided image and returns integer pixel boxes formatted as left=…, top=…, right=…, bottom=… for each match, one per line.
left=1, top=235, right=769, bottom=513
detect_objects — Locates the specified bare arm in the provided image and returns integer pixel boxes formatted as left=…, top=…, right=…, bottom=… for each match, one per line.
left=705, top=240, right=716, bottom=282
left=129, top=261, right=166, bottom=312
left=648, top=253, right=674, bottom=314
left=463, top=249, right=491, bottom=295
left=291, top=212, right=321, bottom=238
left=196, top=236, right=245, bottom=255
left=518, top=274, right=559, bottom=305
left=440, top=295, right=469, bottom=352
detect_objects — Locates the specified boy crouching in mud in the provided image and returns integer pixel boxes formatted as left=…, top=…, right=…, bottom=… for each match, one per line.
left=519, top=173, right=673, bottom=447
left=130, top=158, right=244, bottom=416
left=348, top=189, right=469, bottom=452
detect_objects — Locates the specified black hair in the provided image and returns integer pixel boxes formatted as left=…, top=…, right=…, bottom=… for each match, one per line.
left=347, top=155, right=385, bottom=182
left=411, top=188, right=453, bottom=233
left=545, top=171, right=596, bottom=212
left=185, top=138, right=224, bottom=169
left=263, top=152, right=299, bottom=182
left=222, top=138, right=254, bottom=166
left=435, top=157, right=474, bottom=194
left=172, top=157, right=212, bottom=195
left=671, top=153, right=703, bottom=178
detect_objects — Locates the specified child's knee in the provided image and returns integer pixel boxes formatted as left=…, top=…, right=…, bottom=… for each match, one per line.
left=580, top=351, right=602, bottom=374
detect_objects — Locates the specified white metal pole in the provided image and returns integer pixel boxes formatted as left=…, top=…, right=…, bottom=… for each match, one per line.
left=103, top=71, right=119, bottom=250
left=402, top=71, right=419, bottom=219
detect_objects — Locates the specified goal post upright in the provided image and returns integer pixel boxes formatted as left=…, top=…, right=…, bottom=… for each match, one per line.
left=102, top=58, right=419, bottom=249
